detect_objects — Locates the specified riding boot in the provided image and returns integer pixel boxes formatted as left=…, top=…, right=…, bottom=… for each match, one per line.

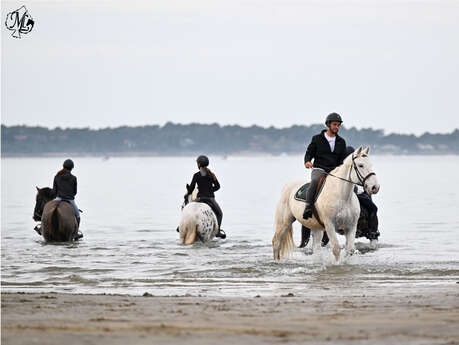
left=299, top=226, right=311, bottom=248
left=75, top=218, right=83, bottom=240
left=216, top=229, right=226, bottom=239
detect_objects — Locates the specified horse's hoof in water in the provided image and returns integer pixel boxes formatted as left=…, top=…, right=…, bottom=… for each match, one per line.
left=345, top=248, right=357, bottom=257
left=370, top=239, right=378, bottom=249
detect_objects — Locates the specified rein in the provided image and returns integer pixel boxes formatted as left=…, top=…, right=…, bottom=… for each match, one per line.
left=320, top=155, right=376, bottom=187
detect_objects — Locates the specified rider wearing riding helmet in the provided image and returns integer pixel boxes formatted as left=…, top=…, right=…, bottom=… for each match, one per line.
left=53, top=159, right=81, bottom=230
left=187, top=155, right=225, bottom=238
left=300, top=145, right=379, bottom=247
left=303, top=113, right=348, bottom=219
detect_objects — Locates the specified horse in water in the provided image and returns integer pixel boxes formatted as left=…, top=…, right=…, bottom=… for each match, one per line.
left=178, top=185, right=219, bottom=244
left=33, top=187, right=79, bottom=242
left=272, top=146, right=380, bottom=261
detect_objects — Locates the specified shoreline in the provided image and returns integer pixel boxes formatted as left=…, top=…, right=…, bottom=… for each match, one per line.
left=2, top=285, right=459, bottom=344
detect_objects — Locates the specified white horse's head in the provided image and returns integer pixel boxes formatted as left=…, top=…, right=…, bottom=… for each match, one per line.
left=345, top=146, right=380, bottom=195
left=182, top=184, right=199, bottom=210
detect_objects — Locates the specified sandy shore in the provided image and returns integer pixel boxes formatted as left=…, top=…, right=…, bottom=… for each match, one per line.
left=2, top=285, right=459, bottom=345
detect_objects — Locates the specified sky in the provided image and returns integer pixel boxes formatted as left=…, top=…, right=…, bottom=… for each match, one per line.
left=2, top=0, right=459, bottom=135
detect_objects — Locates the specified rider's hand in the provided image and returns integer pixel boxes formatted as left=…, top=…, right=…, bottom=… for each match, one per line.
left=305, top=161, right=313, bottom=169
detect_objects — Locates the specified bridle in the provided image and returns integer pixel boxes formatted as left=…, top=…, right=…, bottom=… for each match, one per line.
left=323, top=154, right=376, bottom=187
left=34, top=199, right=46, bottom=220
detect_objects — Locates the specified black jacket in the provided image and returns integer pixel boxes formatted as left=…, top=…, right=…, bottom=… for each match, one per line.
left=304, top=130, right=347, bottom=172
left=53, top=171, right=77, bottom=200
left=188, top=171, right=220, bottom=198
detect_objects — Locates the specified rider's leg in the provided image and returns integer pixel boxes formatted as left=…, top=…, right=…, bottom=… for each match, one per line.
left=303, top=169, right=326, bottom=219
left=206, top=198, right=225, bottom=238
left=68, top=199, right=81, bottom=228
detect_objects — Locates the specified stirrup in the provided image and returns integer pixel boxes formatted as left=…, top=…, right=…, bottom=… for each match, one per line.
left=74, top=231, right=84, bottom=240
left=216, top=229, right=226, bottom=239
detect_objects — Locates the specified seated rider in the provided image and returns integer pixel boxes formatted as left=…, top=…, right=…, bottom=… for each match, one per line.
left=300, top=146, right=379, bottom=247
left=303, top=112, right=348, bottom=219
left=187, top=155, right=225, bottom=239
left=53, top=159, right=81, bottom=232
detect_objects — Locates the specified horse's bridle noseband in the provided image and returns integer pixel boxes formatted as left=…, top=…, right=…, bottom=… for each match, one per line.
left=350, top=155, right=376, bottom=187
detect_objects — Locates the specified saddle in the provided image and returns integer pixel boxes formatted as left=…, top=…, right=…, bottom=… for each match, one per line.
left=295, top=176, right=327, bottom=227
left=195, top=198, right=216, bottom=215
left=294, top=176, right=327, bottom=203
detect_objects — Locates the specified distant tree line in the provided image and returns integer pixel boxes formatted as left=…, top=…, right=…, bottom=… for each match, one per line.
left=2, top=123, right=459, bottom=156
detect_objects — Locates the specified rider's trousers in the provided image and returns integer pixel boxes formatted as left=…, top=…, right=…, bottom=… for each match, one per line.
left=305, top=169, right=327, bottom=205
left=199, top=197, right=223, bottom=228
left=55, top=197, right=80, bottom=219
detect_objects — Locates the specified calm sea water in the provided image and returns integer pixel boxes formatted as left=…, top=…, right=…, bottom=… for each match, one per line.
left=1, top=155, right=459, bottom=296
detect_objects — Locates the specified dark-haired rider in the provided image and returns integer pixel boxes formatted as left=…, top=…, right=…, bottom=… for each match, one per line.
left=303, top=113, right=348, bottom=219
left=300, top=146, right=380, bottom=247
left=187, top=155, right=226, bottom=239
left=53, top=159, right=82, bottom=237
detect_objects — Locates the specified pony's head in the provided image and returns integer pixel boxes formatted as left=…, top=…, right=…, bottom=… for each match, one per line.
left=33, top=187, right=56, bottom=221
left=182, top=184, right=199, bottom=210
left=344, top=146, right=380, bottom=195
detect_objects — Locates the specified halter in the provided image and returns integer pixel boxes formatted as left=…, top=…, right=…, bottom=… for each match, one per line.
left=322, top=154, right=376, bottom=187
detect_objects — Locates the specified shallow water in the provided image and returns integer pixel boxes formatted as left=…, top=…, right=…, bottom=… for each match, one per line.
left=1, top=155, right=458, bottom=296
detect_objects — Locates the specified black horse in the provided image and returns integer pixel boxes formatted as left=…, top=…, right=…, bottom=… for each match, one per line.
left=33, top=187, right=81, bottom=242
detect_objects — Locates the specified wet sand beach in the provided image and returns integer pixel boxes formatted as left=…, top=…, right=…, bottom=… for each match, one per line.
left=2, top=285, right=459, bottom=345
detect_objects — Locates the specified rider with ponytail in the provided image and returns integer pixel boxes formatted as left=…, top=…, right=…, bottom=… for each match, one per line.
left=187, top=155, right=225, bottom=238
left=53, top=159, right=81, bottom=230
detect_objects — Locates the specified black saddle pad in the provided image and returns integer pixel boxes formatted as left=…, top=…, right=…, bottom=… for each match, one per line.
left=294, top=178, right=326, bottom=203
left=294, top=183, right=311, bottom=202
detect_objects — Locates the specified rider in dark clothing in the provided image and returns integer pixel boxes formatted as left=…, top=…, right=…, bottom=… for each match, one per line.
left=303, top=113, right=347, bottom=219
left=53, top=159, right=81, bottom=232
left=187, top=155, right=225, bottom=239
left=299, top=146, right=379, bottom=247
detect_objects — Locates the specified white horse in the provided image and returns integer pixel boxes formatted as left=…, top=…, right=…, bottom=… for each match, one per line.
left=272, top=146, right=380, bottom=261
left=178, top=185, right=219, bottom=244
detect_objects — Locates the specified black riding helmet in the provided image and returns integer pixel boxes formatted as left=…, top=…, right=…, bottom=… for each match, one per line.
left=63, top=159, right=74, bottom=170
left=325, top=112, right=343, bottom=126
left=196, top=155, right=209, bottom=167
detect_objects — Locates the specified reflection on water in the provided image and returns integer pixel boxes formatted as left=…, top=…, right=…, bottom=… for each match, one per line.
left=2, top=156, right=459, bottom=296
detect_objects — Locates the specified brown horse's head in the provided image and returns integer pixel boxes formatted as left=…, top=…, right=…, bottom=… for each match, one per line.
left=33, top=187, right=56, bottom=221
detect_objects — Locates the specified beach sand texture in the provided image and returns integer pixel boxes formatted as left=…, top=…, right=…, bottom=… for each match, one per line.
left=2, top=285, right=459, bottom=345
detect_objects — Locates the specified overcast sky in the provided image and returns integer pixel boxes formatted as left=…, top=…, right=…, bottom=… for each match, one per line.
left=2, top=0, right=459, bottom=135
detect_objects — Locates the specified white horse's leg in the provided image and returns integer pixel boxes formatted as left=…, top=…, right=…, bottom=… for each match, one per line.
left=344, top=222, right=358, bottom=255
left=311, top=230, right=323, bottom=253
left=325, top=223, right=341, bottom=261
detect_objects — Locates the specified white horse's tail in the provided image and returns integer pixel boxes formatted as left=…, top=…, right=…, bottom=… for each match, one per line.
left=272, top=183, right=296, bottom=260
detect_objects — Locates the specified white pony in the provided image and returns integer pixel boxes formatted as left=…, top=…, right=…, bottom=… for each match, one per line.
left=272, top=146, right=380, bottom=261
left=178, top=185, right=219, bottom=244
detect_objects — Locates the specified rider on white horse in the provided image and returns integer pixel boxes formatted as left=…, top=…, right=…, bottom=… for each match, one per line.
left=187, top=155, right=226, bottom=239
left=303, top=113, right=348, bottom=219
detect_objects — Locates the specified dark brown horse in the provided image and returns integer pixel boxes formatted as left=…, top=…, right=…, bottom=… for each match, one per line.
left=33, top=187, right=79, bottom=242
